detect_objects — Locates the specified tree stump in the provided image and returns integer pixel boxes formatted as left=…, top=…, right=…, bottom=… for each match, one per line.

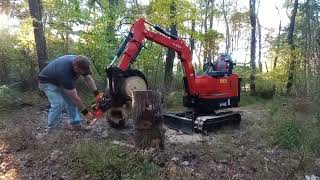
left=132, top=90, right=164, bottom=149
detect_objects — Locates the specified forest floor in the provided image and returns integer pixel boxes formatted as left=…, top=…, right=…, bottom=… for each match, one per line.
left=0, top=91, right=319, bottom=180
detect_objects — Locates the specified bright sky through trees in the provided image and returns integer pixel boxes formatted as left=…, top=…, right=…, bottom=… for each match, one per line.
left=0, top=0, right=290, bottom=68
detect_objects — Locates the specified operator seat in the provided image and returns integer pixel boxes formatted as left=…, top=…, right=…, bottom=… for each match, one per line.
left=204, top=54, right=233, bottom=78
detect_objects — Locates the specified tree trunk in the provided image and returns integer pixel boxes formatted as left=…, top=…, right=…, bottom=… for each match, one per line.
left=231, top=27, right=235, bottom=52
left=256, top=0, right=262, bottom=72
left=0, top=59, right=9, bottom=83
left=286, top=0, right=299, bottom=94
left=249, top=0, right=256, bottom=94
left=302, top=5, right=308, bottom=93
left=28, top=0, right=48, bottom=71
left=208, top=0, right=214, bottom=62
left=164, top=2, right=177, bottom=91
left=265, top=61, right=269, bottom=72
left=132, top=90, right=164, bottom=149
left=257, top=17, right=262, bottom=72
left=209, top=0, right=214, bottom=29
left=203, top=0, right=209, bottom=64
left=244, top=36, right=250, bottom=64
left=305, top=0, right=311, bottom=95
left=190, top=20, right=196, bottom=56
left=222, top=0, right=230, bottom=54
left=65, top=32, right=69, bottom=54
left=236, top=30, right=241, bottom=51
left=164, top=23, right=177, bottom=91
left=273, top=21, right=281, bottom=69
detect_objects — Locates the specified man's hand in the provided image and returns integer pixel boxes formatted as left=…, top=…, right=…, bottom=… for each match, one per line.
left=64, top=88, right=86, bottom=111
left=94, top=90, right=103, bottom=102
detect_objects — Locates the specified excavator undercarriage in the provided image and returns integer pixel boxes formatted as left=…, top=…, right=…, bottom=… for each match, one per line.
left=164, top=111, right=241, bottom=134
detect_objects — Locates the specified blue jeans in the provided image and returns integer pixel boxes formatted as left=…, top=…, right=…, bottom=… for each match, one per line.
left=39, top=83, right=81, bottom=128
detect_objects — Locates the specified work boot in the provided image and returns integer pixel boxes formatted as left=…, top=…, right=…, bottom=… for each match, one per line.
left=66, top=124, right=92, bottom=132
left=45, top=127, right=55, bottom=135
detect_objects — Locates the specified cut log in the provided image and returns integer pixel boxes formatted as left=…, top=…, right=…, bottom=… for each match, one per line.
left=132, top=90, right=164, bottom=149
left=106, top=106, right=128, bottom=128
left=106, top=75, right=147, bottom=128
left=122, top=76, right=147, bottom=99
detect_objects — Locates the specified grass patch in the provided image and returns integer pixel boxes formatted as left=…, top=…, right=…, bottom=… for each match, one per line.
left=73, top=142, right=159, bottom=179
left=263, top=97, right=320, bottom=155
left=239, top=94, right=267, bottom=107
left=275, top=115, right=304, bottom=150
left=0, top=125, right=37, bottom=152
left=265, top=96, right=286, bottom=115
left=273, top=112, right=320, bottom=155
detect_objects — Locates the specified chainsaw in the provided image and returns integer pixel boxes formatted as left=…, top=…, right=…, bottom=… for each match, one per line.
left=88, top=94, right=112, bottom=126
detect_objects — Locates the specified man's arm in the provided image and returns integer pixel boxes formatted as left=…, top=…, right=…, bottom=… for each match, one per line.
left=83, top=75, right=97, bottom=93
left=64, top=88, right=86, bottom=112
left=64, top=88, right=95, bottom=123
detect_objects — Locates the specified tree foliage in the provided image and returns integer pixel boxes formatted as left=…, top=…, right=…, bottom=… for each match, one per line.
left=0, top=0, right=319, bottom=100
left=0, top=29, right=35, bottom=83
left=148, top=0, right=198, bottom=35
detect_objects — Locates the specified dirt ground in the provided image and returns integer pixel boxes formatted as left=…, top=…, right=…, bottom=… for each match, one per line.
left=0, top=93, right=319, bottom=180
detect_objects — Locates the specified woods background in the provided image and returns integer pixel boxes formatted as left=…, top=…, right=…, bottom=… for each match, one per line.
left=0, top=0, right=318, bottom=96
left=0, top=1, right=320, bottom=178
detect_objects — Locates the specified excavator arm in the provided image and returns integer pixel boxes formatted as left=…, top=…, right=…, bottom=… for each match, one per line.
left=109, top=17, right=196, bottom=96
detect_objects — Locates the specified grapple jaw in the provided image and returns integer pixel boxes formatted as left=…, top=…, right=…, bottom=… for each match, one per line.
left=90, top=67, right=148, bottom=127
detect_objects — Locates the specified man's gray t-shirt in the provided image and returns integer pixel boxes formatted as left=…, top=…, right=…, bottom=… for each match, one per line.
left=38, top=55, right=80, bottom=90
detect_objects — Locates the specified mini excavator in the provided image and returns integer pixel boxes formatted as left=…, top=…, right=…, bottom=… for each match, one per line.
left=90, top=17, right=241, bottom=133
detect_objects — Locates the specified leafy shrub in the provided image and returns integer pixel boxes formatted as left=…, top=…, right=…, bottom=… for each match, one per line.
left=0, top=85, right=22, bottom=109
left=255, top=75, right=275, bottom=99
left=234, top=66, right=250, bottom=92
